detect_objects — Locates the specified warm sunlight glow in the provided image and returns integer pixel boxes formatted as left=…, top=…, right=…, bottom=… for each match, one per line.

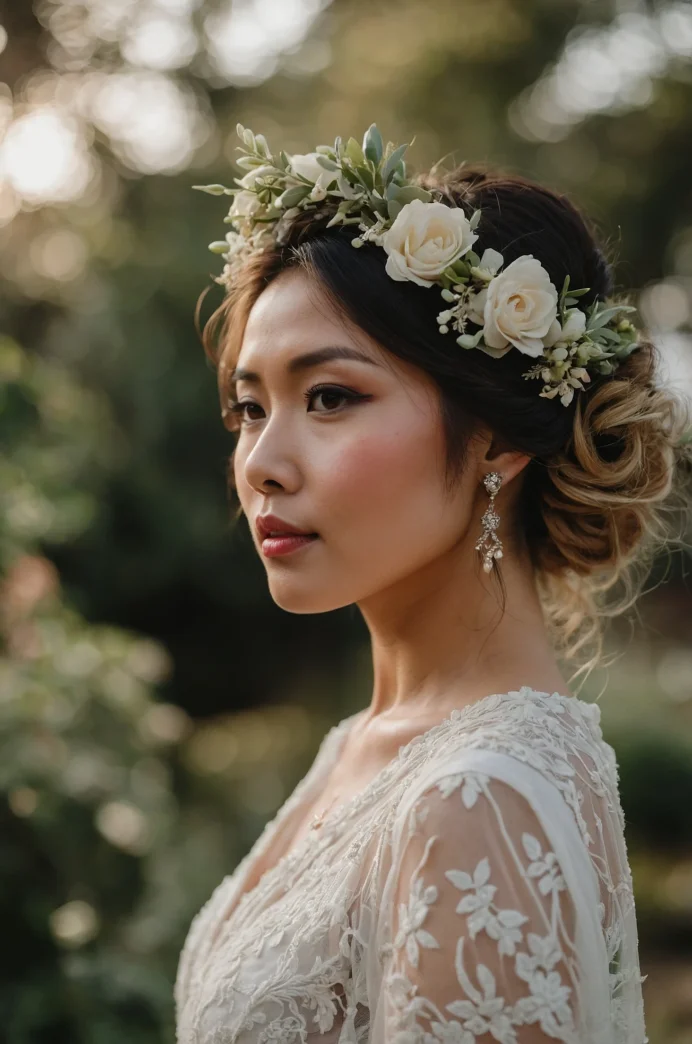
left=0, top=107, right=93, bottom=203
left=509, top=4, right=692, bottom=142
left=204, top=0, right=331, bottom=85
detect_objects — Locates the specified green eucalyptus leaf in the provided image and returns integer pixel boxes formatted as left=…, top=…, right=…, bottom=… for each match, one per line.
left=315, top=154, right=339, bottom=172
left=355, top=165, right=374, bottom=191
left=345, top=137, right=365, bottom=166
left=596, top=327, right=622, bottom=343
left=388, top=185, right=432, bottom=205
left=387, top=199, right=403, bottom=222
left=277, top=184, right=312, bottom=208
left=254, top=133, right=270, bottom=158
left=587, top=305, right=631, bottom=331
left=192, top=184, right=230, bottom=196
left=382, top=143, right=409, bottom=184
left=363, top=124, right=384, bottom=166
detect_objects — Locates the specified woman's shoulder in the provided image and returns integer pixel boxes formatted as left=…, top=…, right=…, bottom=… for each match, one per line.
left=440, top=684, right=612, bottom=764
left=396, top=686, right=622, bottom=846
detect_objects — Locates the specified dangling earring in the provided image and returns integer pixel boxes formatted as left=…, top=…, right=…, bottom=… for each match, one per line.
left=476, top=471, right=503, bottom=573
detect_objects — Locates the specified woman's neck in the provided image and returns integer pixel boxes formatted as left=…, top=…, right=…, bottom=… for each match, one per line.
left=357, top=540, right=567, bottom=721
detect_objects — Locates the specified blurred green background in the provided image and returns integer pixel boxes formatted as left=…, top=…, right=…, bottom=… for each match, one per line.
left=2, top=1, right=692, bottom=1041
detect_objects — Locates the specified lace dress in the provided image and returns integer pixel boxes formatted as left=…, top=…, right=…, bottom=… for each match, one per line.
left=175, top=686, right=647, bottom=1044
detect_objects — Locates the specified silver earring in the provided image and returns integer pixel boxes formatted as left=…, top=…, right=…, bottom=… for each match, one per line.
left=476, top=471, right=503, bottom=573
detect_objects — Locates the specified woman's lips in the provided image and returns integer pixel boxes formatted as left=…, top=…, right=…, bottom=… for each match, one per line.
left=261, top=533, right=319, bottom=558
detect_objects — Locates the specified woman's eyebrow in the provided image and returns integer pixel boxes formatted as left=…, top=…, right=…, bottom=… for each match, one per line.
left=230, top=345, right=381, bottom=386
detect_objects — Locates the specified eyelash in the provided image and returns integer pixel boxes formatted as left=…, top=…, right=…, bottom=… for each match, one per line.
left=228, top=384, right=369, bottom=425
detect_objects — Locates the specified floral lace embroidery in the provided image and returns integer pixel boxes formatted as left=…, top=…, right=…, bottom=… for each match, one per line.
left=385, top=772, right=579, bottom=1042
left=175, top=688, right=647, bottom=1044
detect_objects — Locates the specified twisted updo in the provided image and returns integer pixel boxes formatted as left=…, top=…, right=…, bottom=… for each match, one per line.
left=198, top=160, right=692, bottom=686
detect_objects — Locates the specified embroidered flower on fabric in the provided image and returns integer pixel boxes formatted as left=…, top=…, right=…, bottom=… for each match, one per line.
left=435, top=771, right=489, bottom=809
left=460, top=773, right=489, bottom=809
left=522, top=834, right=566, bottom=896
left=513, top=969, right=573, bottom=1033
left=446, top=960, right=516, bottom=1043
left=446, top=858, right=528, bottom=956
left=393, top=875, right=440, bottom=968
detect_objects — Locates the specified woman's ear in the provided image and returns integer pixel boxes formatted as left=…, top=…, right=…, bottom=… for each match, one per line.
left=475, top=430, right=533, bottom=488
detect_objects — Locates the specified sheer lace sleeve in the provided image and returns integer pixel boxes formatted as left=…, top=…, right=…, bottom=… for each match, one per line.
left=370, top=749, right=629, bottom=1044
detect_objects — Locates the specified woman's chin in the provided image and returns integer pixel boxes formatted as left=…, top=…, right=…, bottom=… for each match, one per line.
left=268, top=582, right=354, bottom=615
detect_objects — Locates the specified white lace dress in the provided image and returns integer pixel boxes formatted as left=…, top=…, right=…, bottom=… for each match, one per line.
left=175, top=686, right=647, bottom=1044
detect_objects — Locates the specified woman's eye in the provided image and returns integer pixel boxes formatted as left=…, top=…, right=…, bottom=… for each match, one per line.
left=228, top=385, right=366, bottom=424
left=305, top=385, right=355, bottom=412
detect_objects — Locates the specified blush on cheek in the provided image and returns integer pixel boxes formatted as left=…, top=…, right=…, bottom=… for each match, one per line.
left=320, top=428, right=451, bottom=588
left=327, top=431, right=429, bottom=512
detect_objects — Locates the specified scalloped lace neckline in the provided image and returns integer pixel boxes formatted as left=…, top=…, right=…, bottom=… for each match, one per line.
left=229, top=685, right=584, bottom=918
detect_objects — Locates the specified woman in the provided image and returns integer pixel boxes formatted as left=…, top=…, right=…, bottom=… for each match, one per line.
left=175, top=126, right=691, bottom=1042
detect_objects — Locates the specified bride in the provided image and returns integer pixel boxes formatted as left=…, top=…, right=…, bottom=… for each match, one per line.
left=175, top=126, right=690, bottom=1042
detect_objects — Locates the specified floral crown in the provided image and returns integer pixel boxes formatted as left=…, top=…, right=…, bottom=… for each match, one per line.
left=193, top=124, right=641, bottom=408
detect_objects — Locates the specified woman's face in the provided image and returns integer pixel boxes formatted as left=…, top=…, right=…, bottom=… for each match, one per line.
left=231, top=267, right=484, bottom=614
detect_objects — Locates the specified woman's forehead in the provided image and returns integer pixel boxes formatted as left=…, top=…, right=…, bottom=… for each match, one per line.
left=243, top=270, right=341, bottom=342
left=238, top=271, right=387, bottom=372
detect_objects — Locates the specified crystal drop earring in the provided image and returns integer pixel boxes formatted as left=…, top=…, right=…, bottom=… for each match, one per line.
left=475, top=471, right=504, bottom=573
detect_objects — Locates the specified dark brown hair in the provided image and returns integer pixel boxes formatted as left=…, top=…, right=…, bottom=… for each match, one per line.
left=197, top=162, right=692, bottom=687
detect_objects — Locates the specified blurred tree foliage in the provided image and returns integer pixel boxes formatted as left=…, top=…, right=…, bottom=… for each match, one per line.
left=0, top=335, right=343, bottom=1041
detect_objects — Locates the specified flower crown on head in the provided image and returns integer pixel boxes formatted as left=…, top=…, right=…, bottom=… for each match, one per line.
left=193, top=123, right=641, bottom=408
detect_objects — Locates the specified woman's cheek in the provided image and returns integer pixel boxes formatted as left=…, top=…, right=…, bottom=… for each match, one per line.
left=321, top=429, right=427, bottom=513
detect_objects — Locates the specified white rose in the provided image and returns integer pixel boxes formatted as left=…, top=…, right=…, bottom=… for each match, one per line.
left=288, top=152, right=339, bottom=192
left=479, top=255, right=559, bottom=359
left=381, top=199, right=478, bottom=288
